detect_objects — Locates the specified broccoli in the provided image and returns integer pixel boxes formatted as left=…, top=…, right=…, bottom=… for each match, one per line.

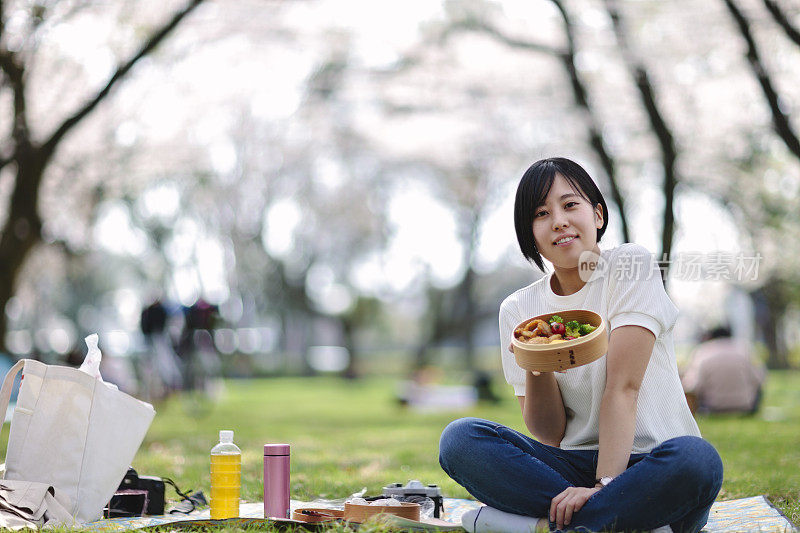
left=565, top=320, right=581, bottom=338
left=549, top=315, right=564, bottom=324
left=579, top=323, right=597, bottom=336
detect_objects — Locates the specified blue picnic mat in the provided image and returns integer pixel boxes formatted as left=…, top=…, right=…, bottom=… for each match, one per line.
left=443, top=496, right=796, bottom=532
left=84, top=496, right=795, bottom=532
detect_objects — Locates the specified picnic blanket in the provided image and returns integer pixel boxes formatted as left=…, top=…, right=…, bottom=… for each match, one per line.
left=83, top=496, right=796, bottom=532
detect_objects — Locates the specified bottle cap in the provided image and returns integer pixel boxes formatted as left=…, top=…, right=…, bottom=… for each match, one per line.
left=220, top=430, right=234, bottom=443
left=264, top=443, right=290, bottom=456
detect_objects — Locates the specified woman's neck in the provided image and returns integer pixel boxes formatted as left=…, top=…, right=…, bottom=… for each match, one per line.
left=550, top=269, right=586, bottom=296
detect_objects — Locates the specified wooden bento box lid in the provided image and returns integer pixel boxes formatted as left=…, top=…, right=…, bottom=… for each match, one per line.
left=343, top=501, right=421, bottom=523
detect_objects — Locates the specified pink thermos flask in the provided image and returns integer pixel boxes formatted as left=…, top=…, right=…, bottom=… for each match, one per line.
left=263, top=444, right=290, bottom=519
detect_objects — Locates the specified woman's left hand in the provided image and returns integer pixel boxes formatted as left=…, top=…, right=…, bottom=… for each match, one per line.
left=550, top=486, right=600, bottom=529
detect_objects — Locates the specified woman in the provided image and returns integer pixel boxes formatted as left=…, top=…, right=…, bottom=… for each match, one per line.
left=439, top=158, right=723, bottom=532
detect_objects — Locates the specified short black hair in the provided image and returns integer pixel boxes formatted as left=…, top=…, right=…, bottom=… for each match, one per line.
left=514, top=157, right=609, bottom=271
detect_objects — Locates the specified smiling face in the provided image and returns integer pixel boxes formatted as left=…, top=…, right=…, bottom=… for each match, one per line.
left=531, top=173, right=604, bottom=270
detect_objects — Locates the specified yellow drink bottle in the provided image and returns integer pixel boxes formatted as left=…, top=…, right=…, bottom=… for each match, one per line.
left=210, top=430, right=241, bottom=519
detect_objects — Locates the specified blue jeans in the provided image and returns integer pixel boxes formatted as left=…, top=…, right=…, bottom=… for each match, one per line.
left=439, top=418, right=723, bottom=532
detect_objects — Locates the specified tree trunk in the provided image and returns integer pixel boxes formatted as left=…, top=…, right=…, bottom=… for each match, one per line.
left=0, top=147, right=48, bottom=352
left=602, top=0, right=679, bottom=281
left=273, top=261, right=318, bottom=375
left=749, top=278, right=791, bottom=369
left=0, top=0, right=206, bottom=353
left=762, top=0, right=800, bottom=48
left=413, top=286, right=445, bottom=370
left=458, top=267, right=477, bottom=371
left=723, top=0, right=800, bottom=161
left=449, top=6, right=632, bottom=243
left=341, top=316, right=358, bottom=379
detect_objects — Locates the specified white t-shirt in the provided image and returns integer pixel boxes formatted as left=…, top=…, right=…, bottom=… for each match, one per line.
left=499, top=243, right=700, bottom=453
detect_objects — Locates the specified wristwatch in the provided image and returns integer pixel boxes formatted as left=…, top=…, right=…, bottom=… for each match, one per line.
left=595, top=476, right=614, bottom=488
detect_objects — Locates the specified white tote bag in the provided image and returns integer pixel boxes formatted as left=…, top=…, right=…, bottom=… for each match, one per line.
left=0, top=357, right=155, bottom=523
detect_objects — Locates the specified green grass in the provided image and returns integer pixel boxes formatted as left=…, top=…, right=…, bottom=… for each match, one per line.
left=137, top=371, right=799, bottom=527
left=694, top=370, right=800, bottom=524
left=4, top=370, right=799, bottom=530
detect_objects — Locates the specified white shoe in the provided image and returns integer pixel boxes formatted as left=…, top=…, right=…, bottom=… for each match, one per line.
left=650, top=526, right=673, bottom=533
left=461, top=506, right=546, bottom=533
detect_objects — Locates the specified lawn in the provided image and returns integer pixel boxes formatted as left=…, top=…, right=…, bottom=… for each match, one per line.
left=3, top=369, right=798, bottom=531
left=128, top=370, right=800, bottom=528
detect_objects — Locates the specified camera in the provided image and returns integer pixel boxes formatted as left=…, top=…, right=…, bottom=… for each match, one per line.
left=104, top=467, right=165, bottom=517
left=382, top=480, right=444, bottom=518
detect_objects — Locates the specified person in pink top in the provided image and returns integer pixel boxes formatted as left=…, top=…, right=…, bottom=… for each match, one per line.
left=681, top=326, right=766, bottom=414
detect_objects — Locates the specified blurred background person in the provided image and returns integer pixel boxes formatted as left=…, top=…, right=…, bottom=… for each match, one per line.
left=682, top=326, right=766, bottom=415
left=177, top=298, right=221, bottom=393
left=139, top=297, right=184, bottom=400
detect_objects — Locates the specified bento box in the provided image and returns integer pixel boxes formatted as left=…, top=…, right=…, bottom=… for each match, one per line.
left=511, top=310, right=607, bottom=372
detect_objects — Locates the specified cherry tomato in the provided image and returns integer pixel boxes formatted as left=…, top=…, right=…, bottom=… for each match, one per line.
left=551, top=322, right=566, bottom=335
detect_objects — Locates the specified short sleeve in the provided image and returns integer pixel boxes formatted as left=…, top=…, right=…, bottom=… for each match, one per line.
left=606, top=244, right=679, bottom=338
left=499, top=295, right=526, bottom=396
